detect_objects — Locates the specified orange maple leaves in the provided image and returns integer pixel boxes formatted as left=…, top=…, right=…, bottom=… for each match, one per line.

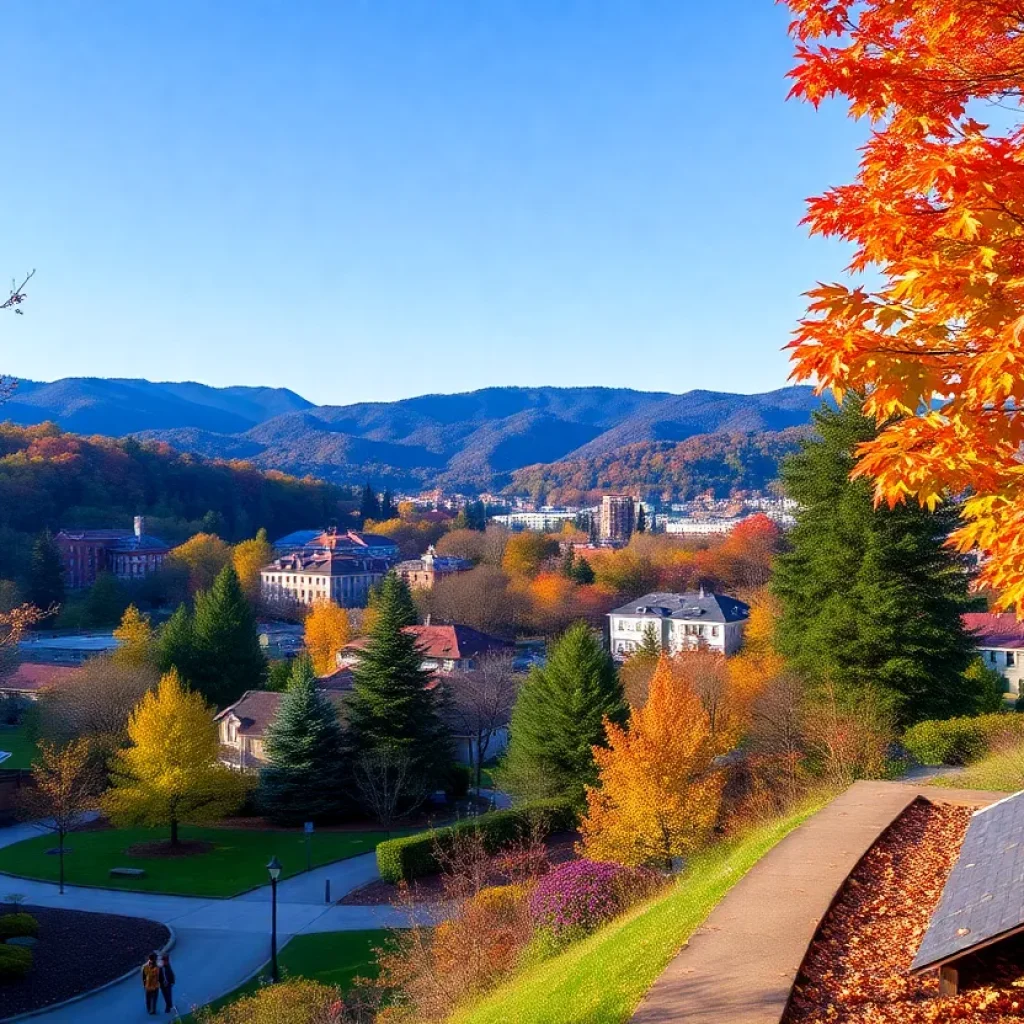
left=785, top=0, right=1024, bottom=609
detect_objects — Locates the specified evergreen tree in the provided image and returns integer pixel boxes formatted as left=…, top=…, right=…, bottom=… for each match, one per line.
left=157, top=603, right=197, bottom=683
left=260, top=656, right=348, bottom=824
left=27, top=531, right=64, bottom=611
left=190, top=565, right=267, bottom=708
left=499, top=621, right=627, bottom=804
left=360, top=484, right=381, bottom=524
left=636, top=503, right=647, bottom=534
left=772, top=395, right=979, bottom=725
left=347, top=574, right=451, bottom=788
left=466, top=501, right=487, bottom=531
left=637, top=622, right=661, bottom=661
left=83, top=572, right=126, bottom=627
left=571, top=556, right=596, bottom=586
left=380, top=489, right=396, bottom=520
left=560, top=547, right=576, bottom=579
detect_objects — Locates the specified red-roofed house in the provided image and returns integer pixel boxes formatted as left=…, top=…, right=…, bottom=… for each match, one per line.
left=342, top=623, right=512, bottom=675
left=0, top=663, right=83, bottom=699
left=963, top=612, right=1024, bottom=697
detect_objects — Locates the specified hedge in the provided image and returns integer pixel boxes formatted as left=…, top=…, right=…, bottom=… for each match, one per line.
left=0, top=913, right=38, bottom=943
left=904, top=712, right=1024, bottom=766
left=377, top=799, right=578, bottom=884
left=0, top=944, right=32, bottom=981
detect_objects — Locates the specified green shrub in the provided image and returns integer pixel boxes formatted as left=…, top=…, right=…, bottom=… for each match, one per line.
left=377, top=798, right=577, bottom=884
left=0, top=944, right=32, bottom=980
left=0, top=913, right=39, bottom=942
left=445, top=763, right=471, bottom=800
left=904, top=712, right=1024, bottom=766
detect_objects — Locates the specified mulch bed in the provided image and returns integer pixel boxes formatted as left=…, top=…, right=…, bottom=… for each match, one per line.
left=0, top=904, right=169, bottom=1019
left=126, top=839, right=214, bottom=857
left=784, top=798, right=1024, bottom=1024
left=341, top=831, right=581, bottom=906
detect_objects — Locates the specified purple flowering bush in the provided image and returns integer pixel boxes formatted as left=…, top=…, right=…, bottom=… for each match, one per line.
left=528, top=859, right=662, bottom=936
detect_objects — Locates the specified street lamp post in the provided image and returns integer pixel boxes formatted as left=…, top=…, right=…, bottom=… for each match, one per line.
left=267, top=856, right=282, bottom=983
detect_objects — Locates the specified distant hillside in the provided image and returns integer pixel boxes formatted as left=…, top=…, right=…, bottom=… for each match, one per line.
left=124, top=384, right=824, bottom=491
left=4, top=378, right=312, bottom=435
left=510, top=427, right=812, bottom=505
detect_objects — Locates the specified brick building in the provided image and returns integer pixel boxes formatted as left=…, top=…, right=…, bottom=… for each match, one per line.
left=55, top=516, right=169, bottom=589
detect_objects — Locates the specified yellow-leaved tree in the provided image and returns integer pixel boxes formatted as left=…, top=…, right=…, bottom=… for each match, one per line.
left=232, top=528, right=273, bottom=603
left=103, top=670, right=249, bottom=846
left=303, top=600, right=351, bottom=675
left=579, top=656, right=727, bottom=869
left=112, top=604, right=155, bottom=667
left=166, top=533, right=231, bottom=595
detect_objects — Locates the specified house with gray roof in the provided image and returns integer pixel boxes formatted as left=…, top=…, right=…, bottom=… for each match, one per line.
left=607, top=589, right=750, bottom=660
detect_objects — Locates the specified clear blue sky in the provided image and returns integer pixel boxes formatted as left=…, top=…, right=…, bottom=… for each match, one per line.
left=1, top=1, right=862, bottom=407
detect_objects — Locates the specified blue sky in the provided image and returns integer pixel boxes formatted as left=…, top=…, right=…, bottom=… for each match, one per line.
left=1, top=1, right=862, bottom=406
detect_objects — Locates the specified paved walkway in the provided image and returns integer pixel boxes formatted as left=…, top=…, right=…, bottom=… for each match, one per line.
left=630, top=781, right=1006, bottom=1024
left=0, top=827, right=425, bottom=1023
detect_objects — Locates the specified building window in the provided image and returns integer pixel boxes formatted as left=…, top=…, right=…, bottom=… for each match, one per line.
left=1009, top=651, right=1016, bottom=668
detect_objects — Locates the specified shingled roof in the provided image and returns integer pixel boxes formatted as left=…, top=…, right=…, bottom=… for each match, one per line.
left=963, top=612, right=1024, bottom=651
left=608, top=591, right=750, bottom=624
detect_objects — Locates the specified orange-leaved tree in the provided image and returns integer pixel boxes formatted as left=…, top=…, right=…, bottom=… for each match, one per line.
left=579, top=656, right=728, bottom=868
left=303, top=600, right=351, bottom=675
left=785, top=0, right=1024, bottom=608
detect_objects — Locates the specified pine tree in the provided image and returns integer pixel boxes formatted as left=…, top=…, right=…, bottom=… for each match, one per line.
left=347, top=574, right=451, bottom=788
left=571, top=556, right=596, bottom=586
left=380, top=490, right=396, bottom=520
left=191, top=565, right=267, bottom=708
left=83, top=572, right=126, bottom=627
left=260, top=656, right=348, bottom=824
left=560, top=547, right=576, bottom=579
left=360, top=484, right=381, bottom=524
left=772, top=395, right=979, bottom=725
left=157, top=603, right=197, bottom=682
left=499, top=621, right=627, bottom=804
left=636, top=503, right=647, bottom=534
left=27, top=531, right=64, bottom=611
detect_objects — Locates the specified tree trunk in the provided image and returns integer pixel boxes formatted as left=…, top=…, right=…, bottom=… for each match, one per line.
left=170, top=817, right=178, bottom=847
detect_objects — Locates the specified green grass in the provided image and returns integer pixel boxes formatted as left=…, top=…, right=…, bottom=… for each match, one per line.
left=450, top=800, right=826, bottom=1024
left=181, top=929, right=385, bottom=1022
left=0, top=826, right=414, bottom=898
left=934, top=742, right=1024, bottom=792
left=0, top=725, right=38, bottom=770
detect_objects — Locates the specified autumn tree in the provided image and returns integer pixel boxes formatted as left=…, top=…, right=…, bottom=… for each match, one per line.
left=784, top=0, right=1024, bottom=609
left=232, top=528, right=273, bottom=603
left=501, top=532, right=557, bottom=579
left=21, top=739, right=98, bottom=894
left=0, top=604, right=50, bottom=680
left=103, top=670, right=249, bottom=846
left=304, top=601, right=351, bottom=675
left=580, top=656, right=726, bottom=869
left=165, top=532, right=231, bottom=596
left=112, top=604, right=155, bottom=667
left=499, top=622, right=626, bottom=804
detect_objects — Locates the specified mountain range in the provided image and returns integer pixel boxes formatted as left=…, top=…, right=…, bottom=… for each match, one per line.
left=2, top=377, right=824, bottom=493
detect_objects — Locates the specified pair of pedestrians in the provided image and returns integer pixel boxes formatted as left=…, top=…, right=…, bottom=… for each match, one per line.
left=141, top=952, right=175, bottom=1015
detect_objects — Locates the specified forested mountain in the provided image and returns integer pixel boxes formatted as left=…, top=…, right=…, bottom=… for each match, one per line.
left=509, top=428, right=810, bottom=505
left=129, top=384, right=823, bottom=490
left=0, top=423, right=351, bottom=583
left=1, top=379, right=824, bottom=492
left=4, top=378, right=311, bottom=435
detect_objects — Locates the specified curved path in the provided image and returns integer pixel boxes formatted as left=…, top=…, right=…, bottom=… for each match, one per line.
left=630, top=781, right=1005, bottom=1024
left=0, top=822, right=429, bottom=1022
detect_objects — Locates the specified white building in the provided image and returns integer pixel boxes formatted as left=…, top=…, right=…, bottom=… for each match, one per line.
left=490, top=510, right=579, bottom=532
left=607, top=590, right=750, bottom=660
left=963, top=612, right=1024, bottom=698
left=260, top=550, right=387, bottom=609
left=664, top=518, right=744, bottom=537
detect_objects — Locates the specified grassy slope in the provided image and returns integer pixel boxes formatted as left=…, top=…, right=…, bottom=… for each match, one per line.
left=451, top=801, right=825, bottom=1024
left=0, top=826, right=412, bottom=898
left=0, top=726, right=38, bottom=770
left=182, top=929, right=385, bottom=1022
left=934, top=744, right=1024, bottom=792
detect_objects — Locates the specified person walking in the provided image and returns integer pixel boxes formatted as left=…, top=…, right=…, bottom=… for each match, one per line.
left=142, top=953, right=160, bottom=1015
left=158, top=953, right=176, bottom=1013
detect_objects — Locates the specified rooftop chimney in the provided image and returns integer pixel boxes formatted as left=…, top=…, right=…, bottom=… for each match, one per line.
left=134, top=515, right=145, bottom=539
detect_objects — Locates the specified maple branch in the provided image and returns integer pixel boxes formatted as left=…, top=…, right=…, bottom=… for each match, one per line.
left=1, top=269, right=35, bottom=313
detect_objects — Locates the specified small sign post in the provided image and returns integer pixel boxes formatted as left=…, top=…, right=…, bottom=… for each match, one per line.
left=304, top=821, right=314, bottom=872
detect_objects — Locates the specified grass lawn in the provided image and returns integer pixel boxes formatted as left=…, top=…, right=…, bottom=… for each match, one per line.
left=934, top=743, right=1024, bottom=792
left=450, top=799, right=827, bottom=1024
left=181, top=929, right=386, bottom=1022
left=0, top=826, right=414, bottom=898
left=0, top=725, right=38, bottom=770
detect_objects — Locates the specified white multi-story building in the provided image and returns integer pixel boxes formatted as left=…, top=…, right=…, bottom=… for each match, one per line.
left=664, top=517, right=744, bottom=537
left=607, top=590, right=750, bottom=660
left=490, top=510, right=579, bottom=532
left=260, top=550, right=387, bottom=609
left=963, top=612, right=1024, bottom=698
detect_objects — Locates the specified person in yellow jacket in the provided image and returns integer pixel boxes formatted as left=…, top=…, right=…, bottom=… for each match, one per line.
left=141, top=952, right=161, bottom=1015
